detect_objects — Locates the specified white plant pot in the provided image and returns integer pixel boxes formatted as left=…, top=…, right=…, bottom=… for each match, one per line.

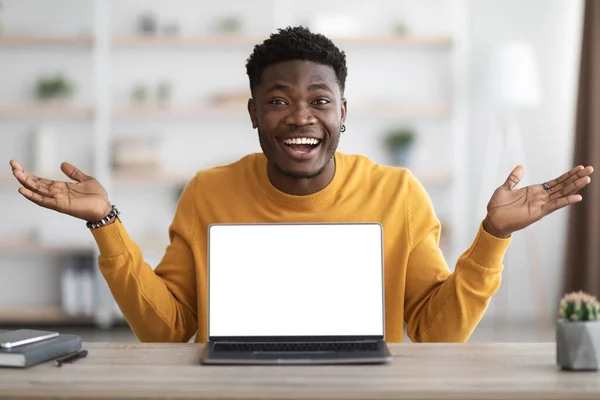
left=556, top=319, right=600, bottom=371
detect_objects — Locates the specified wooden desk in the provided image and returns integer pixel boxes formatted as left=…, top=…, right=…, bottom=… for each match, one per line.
left=0, top=342, right=598, bottom=399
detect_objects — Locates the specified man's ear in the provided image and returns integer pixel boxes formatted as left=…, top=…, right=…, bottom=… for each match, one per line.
left=248, top=98, right=258, bottom=129
left=341, top=98, right=347, bottom=126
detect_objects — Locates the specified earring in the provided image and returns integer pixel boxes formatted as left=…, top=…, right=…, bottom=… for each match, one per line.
left=341, top=125, right=346, bottom=133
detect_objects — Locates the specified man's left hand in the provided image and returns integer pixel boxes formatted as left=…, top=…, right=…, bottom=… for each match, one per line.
left=483, top=165, right=594, bottom=239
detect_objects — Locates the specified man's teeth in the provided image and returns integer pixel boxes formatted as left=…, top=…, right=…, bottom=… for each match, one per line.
left=283, top=138, right=320, bottom=145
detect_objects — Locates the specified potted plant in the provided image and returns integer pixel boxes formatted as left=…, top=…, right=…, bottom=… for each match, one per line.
left=384, top=128, right=415, bottom=167
left=556, top=290, right=600, bottom=371
left=35, top=73, right=75, bottom=102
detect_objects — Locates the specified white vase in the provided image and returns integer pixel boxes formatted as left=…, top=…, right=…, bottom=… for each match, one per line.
left=556, top=319, right=600, bottom=371
left=393, top=147, right=412, bottom=167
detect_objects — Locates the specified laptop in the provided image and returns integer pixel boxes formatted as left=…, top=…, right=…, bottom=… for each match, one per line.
left=200, top=222, right=392, bottom=365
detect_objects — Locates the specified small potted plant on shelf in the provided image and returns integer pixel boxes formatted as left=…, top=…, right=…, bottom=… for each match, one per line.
left=35, top=73, right=75, bottom=103
left=556, top=290, right=600, bottom=371
left=383, top=128, right=415, bottom=167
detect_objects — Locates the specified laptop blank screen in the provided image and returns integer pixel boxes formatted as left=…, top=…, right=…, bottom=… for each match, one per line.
left=208, top=223, right=384, bottom=338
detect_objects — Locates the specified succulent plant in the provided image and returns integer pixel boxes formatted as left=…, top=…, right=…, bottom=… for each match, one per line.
left=559, top=291, right=600, bottom=321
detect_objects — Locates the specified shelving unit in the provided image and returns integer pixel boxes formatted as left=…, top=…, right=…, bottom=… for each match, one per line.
left=0, top=0, right=468, bottom=328
left=0, top=238, right=94, bottom=255
left=112, top=34, right=452, bottom=48
left=112, top=101, right=450, bottom=119
left=0, top=35, right=93, bottom=47
left=0, top=103, right=93, bottom=119
left=0, top=306, right=94, bottom=325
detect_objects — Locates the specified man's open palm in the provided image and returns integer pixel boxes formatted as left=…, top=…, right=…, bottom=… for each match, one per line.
left=9, top=160, right=111, bottom=222
left=484, top=165, right=594, bottom=238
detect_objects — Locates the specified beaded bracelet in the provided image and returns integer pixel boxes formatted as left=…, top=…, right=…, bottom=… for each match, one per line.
left=86, top=205, right=120, bottom=229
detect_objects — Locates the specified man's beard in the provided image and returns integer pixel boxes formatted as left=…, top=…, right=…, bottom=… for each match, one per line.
left=272, top=161, right=329, bottom=179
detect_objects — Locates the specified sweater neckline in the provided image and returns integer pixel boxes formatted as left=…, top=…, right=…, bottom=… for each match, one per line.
left=255, top=152, right=345, bottom=211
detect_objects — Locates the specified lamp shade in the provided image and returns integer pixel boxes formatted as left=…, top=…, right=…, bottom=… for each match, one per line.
left=489, top=42, right=542, bottom=107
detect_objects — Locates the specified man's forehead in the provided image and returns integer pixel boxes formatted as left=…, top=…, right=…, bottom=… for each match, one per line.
left=261, top=61, right=336, bottom=83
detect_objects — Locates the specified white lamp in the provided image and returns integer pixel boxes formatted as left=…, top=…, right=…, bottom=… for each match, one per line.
left=479, top=42, right=547, bottom=329
left=489, top=42, right=542, bottom=108
left=479, top=42, right=543, bottom=206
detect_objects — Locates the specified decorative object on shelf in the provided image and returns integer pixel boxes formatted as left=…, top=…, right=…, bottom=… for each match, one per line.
left=61, top=254, right=95, bottom=317
left=210, top=88, right=250, bottom=108
left=32, top=125, right=60, bottom=180
left=213, top=16, right=242, bottom=35
left=156, top=81, right=172, bottom=106
left=161, top=20, right=180, bottom=36
left=556, top=291, right=600, bottom=371
left=138, top=12, right=158, bottom=35
left=112, top=136, right=163, bottom=176
left=392, top=21, right=409, bottom=36
left=35, top=73, right=74, bottom=101
left=383, top=127, right=415, bottom=167
left=131, top=84, right=148, bottom=104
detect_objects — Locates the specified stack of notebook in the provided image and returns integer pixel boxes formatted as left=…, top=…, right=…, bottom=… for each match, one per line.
left=0, top=331, right=82, bottom=368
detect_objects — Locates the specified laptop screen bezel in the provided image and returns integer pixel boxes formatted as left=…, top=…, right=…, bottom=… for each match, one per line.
left=206, top=222, right=386, bottom=342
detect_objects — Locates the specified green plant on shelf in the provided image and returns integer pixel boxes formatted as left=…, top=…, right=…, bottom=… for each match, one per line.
left=384, top=128, right=415, bottom=167
left=35, top=73, right=75, bottom=101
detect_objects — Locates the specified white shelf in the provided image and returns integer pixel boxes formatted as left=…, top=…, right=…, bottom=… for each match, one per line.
left=0, top=35, right=93, bottom=47
left=113, top=101, right=450, bottom=119
left=0, top=101, right=449, bottom=120
left=0, top=306, right=95, bottom=325
left=111, top=170, right=190, bottom=187
left=112, top=35, right=452, bottom=48
left=0, top=237, right=94, bottom=255
left=414, top=171, right=454, bottom=186
left=113, top=104, right=246, bottom=118
left=0, top=103, right=93, bottom=119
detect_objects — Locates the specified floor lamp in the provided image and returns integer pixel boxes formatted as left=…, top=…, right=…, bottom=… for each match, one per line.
left=478, top=42, right=547, bottom=331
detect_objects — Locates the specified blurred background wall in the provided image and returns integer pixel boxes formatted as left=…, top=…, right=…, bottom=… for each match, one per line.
left=0, top=0, right=587, bottom=340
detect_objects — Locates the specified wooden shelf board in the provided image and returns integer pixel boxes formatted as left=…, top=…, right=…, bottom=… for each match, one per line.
left=0, top=35, right=93, bottom=47
left=112, top=35, right=452, bottom=47
left=335, top=35, right=452, bottom=46
left=414, top=171, right=454, bottom=186
left=113, top=104, right=246, bottom=118
left=0, top=102, right=449, bottom=119
left=114, top=102, right=450, bottom=119
left=111, top=171, right=191, bottom=187
left=0, top=306, right=94, bottom=325
left=0, top=103, right=93, bottom=118
left=0, top=238, right=94, bottom=255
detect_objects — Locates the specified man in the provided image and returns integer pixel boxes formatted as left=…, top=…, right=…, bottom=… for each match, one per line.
left=9, top=26, right=593, bottom=343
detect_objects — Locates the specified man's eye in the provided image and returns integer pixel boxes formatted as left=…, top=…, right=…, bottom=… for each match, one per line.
left=270, top=99, right=286, bottom=105
left=313, top=99, right=330, bottom=105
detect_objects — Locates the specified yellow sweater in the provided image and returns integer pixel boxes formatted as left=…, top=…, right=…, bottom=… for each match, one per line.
left=91, top=152, right=511, bottom=343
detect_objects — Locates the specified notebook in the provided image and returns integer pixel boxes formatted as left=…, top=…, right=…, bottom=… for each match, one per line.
left=0, top=333, right=82, bottom=368
left=200, top=222, right=391, bottom=365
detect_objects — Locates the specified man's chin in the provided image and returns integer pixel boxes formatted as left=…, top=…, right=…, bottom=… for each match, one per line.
left=274, top=161, right=326, bottom=180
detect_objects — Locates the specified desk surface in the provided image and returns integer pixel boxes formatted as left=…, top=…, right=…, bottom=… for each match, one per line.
left=0, top=342, right=598, bottom=399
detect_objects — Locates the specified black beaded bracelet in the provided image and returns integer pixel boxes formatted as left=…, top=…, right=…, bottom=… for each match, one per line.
left=86, top=205, right=120, bottom=229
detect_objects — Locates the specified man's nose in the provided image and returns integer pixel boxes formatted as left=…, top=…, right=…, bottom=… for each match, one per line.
left=285, top=103, right=317, bottom=126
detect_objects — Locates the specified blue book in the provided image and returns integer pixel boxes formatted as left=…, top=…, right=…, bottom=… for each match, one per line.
left=0, top=334, right=82, bottom=368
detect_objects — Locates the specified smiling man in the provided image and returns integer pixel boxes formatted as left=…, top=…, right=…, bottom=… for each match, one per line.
left=9, top=26, right=593, bottom=343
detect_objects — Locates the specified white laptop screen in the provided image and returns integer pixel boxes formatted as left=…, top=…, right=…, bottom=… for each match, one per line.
left=208, top=223, right=384, bottom=338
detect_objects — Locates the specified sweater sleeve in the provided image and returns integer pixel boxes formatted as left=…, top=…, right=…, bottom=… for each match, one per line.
left=403, top=173, right=511, bottom=342
left=90, top=178, right=199, bottom=342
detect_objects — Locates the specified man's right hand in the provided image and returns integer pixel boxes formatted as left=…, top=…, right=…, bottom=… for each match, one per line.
left=9, top=160, right=112, bottom=223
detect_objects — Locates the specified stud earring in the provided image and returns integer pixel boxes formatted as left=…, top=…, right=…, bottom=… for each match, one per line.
left=341, top=125, right=346, bottom=133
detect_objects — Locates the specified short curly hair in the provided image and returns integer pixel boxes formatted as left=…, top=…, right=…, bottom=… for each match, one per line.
left=245, top=26, right=347, bottom=96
